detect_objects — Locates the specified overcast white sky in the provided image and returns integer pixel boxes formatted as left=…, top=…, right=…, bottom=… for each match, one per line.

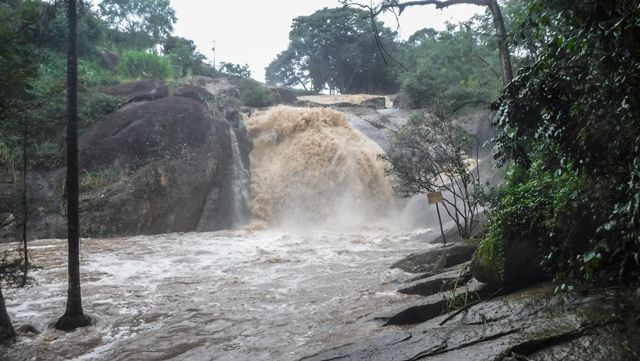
left=170, top=1, right=482, bottom=82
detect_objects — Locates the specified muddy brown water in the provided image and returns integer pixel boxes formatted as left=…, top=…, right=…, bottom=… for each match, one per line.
left=2, top=229, right=435, bottom=361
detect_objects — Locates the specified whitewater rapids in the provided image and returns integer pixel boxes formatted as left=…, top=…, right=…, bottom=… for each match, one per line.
left=2, top=104, right=441, bottom=360
left=3, top=229, right=435, bottom=360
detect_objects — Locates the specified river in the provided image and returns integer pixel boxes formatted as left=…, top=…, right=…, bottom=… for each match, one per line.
left=3, top=228, right=435, bottom=360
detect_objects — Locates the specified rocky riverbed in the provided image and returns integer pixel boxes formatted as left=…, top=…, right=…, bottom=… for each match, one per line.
left=305, top=237, right=640, bottom=361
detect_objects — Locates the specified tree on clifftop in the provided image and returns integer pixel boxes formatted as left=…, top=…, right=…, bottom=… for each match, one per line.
left=342, top=0, right=513, bottom=85
left=99, top=0, right=176, bottom=49
left=266, top=7, right=399, bottom=94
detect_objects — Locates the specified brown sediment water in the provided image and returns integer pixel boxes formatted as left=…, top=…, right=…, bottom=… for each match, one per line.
left=1, top=105, right=438, bottom=361
left=2, top=229, right=434, bottom=361
left=247, top=106, right=399, bottom=230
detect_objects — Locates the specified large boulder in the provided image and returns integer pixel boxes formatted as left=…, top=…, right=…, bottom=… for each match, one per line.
left=76, top=95, right=241, bottom=236
left=303, top=285, right=637, bottom=361
left=471, top=236, right=550, bottom=289
left=99, top=80, right=169, bottom=103
left=0, top=80, right=253, bottom=241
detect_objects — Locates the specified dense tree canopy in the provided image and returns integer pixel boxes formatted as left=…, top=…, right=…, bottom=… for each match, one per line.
left=98, top=0, right=176, bottom=49
left=396, top=24, right=503, bottom=109
left=266, top=7, right=399, bottom=94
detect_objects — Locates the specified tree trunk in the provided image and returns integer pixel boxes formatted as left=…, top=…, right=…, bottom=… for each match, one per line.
left=21, top=112, right=28, bottom=287
left=487, top=0, right=513, bottom=84
left=55, top=0, right=91, bottom=331
left=0, top=284, right=16, bottom=341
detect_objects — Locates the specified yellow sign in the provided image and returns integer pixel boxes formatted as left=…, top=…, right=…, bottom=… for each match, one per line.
left=427, top=192, right=443, bottom=205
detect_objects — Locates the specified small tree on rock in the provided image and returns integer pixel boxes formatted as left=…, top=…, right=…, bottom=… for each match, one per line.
left=384, top=110, right=482, bottom=238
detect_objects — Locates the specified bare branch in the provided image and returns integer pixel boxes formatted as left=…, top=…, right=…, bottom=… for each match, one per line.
left=373, top=0, right=490, bottom=17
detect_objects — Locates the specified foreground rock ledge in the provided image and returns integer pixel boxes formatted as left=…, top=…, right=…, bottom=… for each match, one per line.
left=301, top=284, right=639, bottom=361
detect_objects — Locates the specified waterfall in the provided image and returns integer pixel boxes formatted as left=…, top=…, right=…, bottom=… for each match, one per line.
left=246, top=106, right=401, bottom=230
left=229, top=128, right=251, bottom=226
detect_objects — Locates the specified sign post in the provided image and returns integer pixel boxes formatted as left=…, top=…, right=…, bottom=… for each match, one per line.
left=427, top=192, right=447, bottom=246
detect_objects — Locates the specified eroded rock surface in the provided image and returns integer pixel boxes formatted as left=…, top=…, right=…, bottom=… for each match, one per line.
left=302, top=285, right=638, bottom=361
left=391, top=242, right=477, bottom=274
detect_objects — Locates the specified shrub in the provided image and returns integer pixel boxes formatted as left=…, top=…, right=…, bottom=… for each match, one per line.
left=476, top=158, right=590, bottom=284
left=117, top=50, right=173, bottom=80
left=238, top=80, right=276, bottom=108
left=81, top=168, right=122, bottom=191
left=31, top=141, right=63, bottom=169
left=0, top=138, right=21, bottom=175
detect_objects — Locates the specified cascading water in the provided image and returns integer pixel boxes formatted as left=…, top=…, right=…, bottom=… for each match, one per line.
left=247, top=106, right=402, bottom=230
left=1, top=104, right=436, bottom=361
left=229, top=128, right=252, bottom=225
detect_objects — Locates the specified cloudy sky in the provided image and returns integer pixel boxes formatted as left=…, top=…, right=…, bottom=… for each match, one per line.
left=170, top=1, right=482, bottom=82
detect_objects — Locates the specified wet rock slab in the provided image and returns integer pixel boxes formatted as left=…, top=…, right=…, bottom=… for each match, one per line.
left=391, top=242, right=477, bottom=274
left=398, top=262, right=473, bottom=297
left=301, top=285, right=636, bottom=361
left=383, top=278, right=490, bottom=326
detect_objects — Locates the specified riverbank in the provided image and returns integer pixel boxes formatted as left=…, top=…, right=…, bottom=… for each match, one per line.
left=304, top=231, right=640, bottom=361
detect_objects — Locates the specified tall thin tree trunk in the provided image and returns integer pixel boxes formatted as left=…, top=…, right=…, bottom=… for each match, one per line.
left=0, top=284, right=15, bottom=341
left=487, top=0, right=513, bottom=85
left=21, top=112, right=28, bottom=287
left=55, top=0, right=91, bottom=331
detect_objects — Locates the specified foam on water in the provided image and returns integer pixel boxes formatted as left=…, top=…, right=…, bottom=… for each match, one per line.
left=3, top=229, right=435, bottom=360
left=0, top=105, right=440, bottom=360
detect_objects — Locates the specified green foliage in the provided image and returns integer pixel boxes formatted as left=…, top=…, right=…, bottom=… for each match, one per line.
left=492, top=0, right=640, bottom=283
left=0, top=1, right=39, bottom=162
left=28, top=51, right=120, bottom=133
left=219, top=62, right=252, bottom=79
left=0, top=140, right=21, bottom=175
left=117, top=50, right=173, bottom=80
left=44, top=3, right=107, bottom=58
left=479, top=158, right=589, bottom=282
left=238, top=80, right=276, bottom=108
left=1, top=45, right=119, bottom=171
left=99, top=0, right=176, bottom=49
left=163, top=35, right=208, bottom=76
left=266, top=7, right=399, bottom=94
left=81, top=168, right=122, bottom=191
left=397, top=24, right=503, bottom=109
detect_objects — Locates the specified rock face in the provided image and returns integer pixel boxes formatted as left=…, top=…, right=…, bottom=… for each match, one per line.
left=99, top=50, right=120, bottom=71
left=471, top=238, right=550, bottom=290
left=391, top=242, right=478, bottom=274
left=0, top=78, right=253, bottom=241
left=303, top=284, right=638, bottom=361
left=77, top=95, right=238, bottom=236
left=0, top=170, right=20, bottom=241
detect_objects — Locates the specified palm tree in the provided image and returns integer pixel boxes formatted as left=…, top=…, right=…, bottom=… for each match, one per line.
left=55, top=0, right=91, bottom=331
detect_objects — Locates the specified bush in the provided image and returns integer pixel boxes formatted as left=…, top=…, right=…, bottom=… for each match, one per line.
left=31, top=140, right=63, bottom=169
left=491, top=0, right=640, bottom=285
left=117, top=51, right=173, bottom=80
left=475, top=157, right=593, bottom=286
left=238, top=80, right=276, bottom=108
left=81, top=168, right=121, bottom=191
